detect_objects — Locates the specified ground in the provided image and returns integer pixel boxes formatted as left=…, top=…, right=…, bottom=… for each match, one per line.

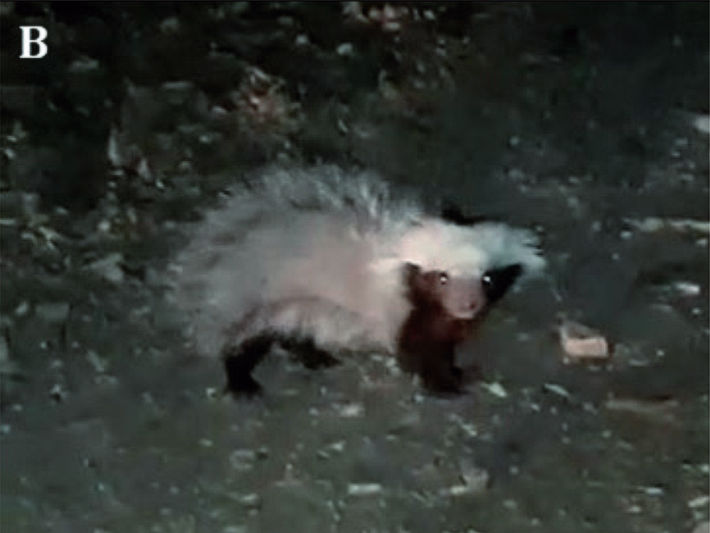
left=0, top=3, right=708, bottom=533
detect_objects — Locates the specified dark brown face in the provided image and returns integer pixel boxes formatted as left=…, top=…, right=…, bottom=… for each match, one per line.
left=404, top=262, right=523, bottom=319
left=405, top=263, right=483, bottom=319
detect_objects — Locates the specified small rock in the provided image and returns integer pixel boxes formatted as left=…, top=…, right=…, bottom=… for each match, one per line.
left=626, top=217, right=710, bottom=235
left=459, top=463, right=489, bottom=494
left=335, top=402, right=364, bottom=417
left=14, top=301, right=30, bottom=317
left=542, top=383, right=571, bottom=399
left=343, top=2, right=367, bottom=23
left=97, top=219, right=111, bottom=233
left=641, top=486, right=665, bottom=496
left=327, top=440, right=345, bottom=453
left=86, top=253, right=124, bottom=283
left=445, top=484, right=472, bottom=496
left=347, top=483, right=382, bottom=496
left=481, top=381, right=507, bottom=399
left=605, top=396, right=679, bottom=423
left=368, top=4, right=406, bottom=32
left=223, top=526, right=248, bottom=533
left=106, top=127, right=125, bottom=168
left=35, top=302, right=70, bottom=323
left=68, top=56, right=99, bottom=73
left=136, top=158, right=152, bottom=181
left=503, top=499, right=518, bottom=510
left=688, top=495, right=710, bottom=509
left=49, top=383, right=67, bottom=402
left=670, top=281, right=701, bottom=297
left=691, top=114, right=710, bottom=135
left=238, top=493, right=261, bottom=509
left=229, top=449, right=257, bottom=471
left=86, top=350, right=108, bottom=373
left=336, top=42, right=355, bottom=57
left=337, top=118, right=349, bottom=134
left=159, top=16, right=180, bottom=34
left=507, top=167, right=525, bottom=180
left=448, top=413, right=477, bottom=438
left=559, top=320, right=610, bottom=361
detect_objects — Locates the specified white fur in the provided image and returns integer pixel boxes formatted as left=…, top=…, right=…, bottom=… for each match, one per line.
left=171, top=166, right=545, bottom=357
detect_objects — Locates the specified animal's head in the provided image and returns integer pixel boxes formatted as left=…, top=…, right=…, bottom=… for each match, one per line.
left=404, top=262, right=524, bottom=319
left=399, top=217, right=544, bottom=319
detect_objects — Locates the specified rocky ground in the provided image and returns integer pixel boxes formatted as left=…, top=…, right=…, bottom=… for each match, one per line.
left=1, top=3, right=708, bottom=532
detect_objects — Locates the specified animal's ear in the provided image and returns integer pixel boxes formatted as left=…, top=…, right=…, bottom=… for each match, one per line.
left=402, top=262, right=424, bottom=290
left=403, top=262, right=421, bottom=282
left=440, top=203, right=494, bottom=226
left=481, top=264, right=523, bottom=303
left=402, top=262, right=430, bottom=301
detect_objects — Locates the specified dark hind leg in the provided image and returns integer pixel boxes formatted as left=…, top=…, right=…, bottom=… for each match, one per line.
left=222, top=334, right=275, bottom=397
left=279, top=337, right=340, bottom=370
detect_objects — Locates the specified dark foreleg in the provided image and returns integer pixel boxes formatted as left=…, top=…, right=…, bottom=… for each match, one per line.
left=398, top=342, right=463, bottom=395
left=419, top=345, right=463, bottom=394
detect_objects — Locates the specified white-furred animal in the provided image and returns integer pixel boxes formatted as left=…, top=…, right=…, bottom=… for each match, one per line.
left=172, top=166, right=545, bottom=394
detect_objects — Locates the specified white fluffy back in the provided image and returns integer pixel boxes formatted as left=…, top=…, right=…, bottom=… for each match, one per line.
left=171, top=166, right=544, bottom=357
left=395, top=218, right=546, bottom=277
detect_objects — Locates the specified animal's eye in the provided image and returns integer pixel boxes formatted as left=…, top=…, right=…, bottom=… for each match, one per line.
left=439, top=272, right=449, bottom=285
left=481, top=274, right=492, bottom=288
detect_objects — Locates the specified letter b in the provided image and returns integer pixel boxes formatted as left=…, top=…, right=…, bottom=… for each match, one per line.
left=19, top=26, right=48, bottom=59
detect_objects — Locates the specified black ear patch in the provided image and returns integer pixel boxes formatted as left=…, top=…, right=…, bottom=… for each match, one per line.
left=402, top=262, right=422, bottom=285
left=440, top=203, right=494, bottom=226
left=482, top=264, right=523, bottom=303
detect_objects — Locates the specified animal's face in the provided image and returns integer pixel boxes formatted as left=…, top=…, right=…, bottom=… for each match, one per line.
left=405, top=263, right=523, bottom=319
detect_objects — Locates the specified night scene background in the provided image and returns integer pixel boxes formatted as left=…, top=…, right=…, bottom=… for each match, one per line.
left=0, top=3, right=708, bottom=532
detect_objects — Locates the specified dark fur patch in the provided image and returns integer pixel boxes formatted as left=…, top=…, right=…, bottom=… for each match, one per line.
left=482, top=264, right=523, bottom=303
left=440, top=203, right=495, bottom=226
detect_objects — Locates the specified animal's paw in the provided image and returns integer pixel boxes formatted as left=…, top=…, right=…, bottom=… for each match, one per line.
left=225, top=375, right=263, bottom=399
left=423, top=367, right=464, bottom=396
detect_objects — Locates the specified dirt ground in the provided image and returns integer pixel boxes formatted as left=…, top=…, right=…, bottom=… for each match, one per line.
left=1, top=3, right=708, bottom=532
